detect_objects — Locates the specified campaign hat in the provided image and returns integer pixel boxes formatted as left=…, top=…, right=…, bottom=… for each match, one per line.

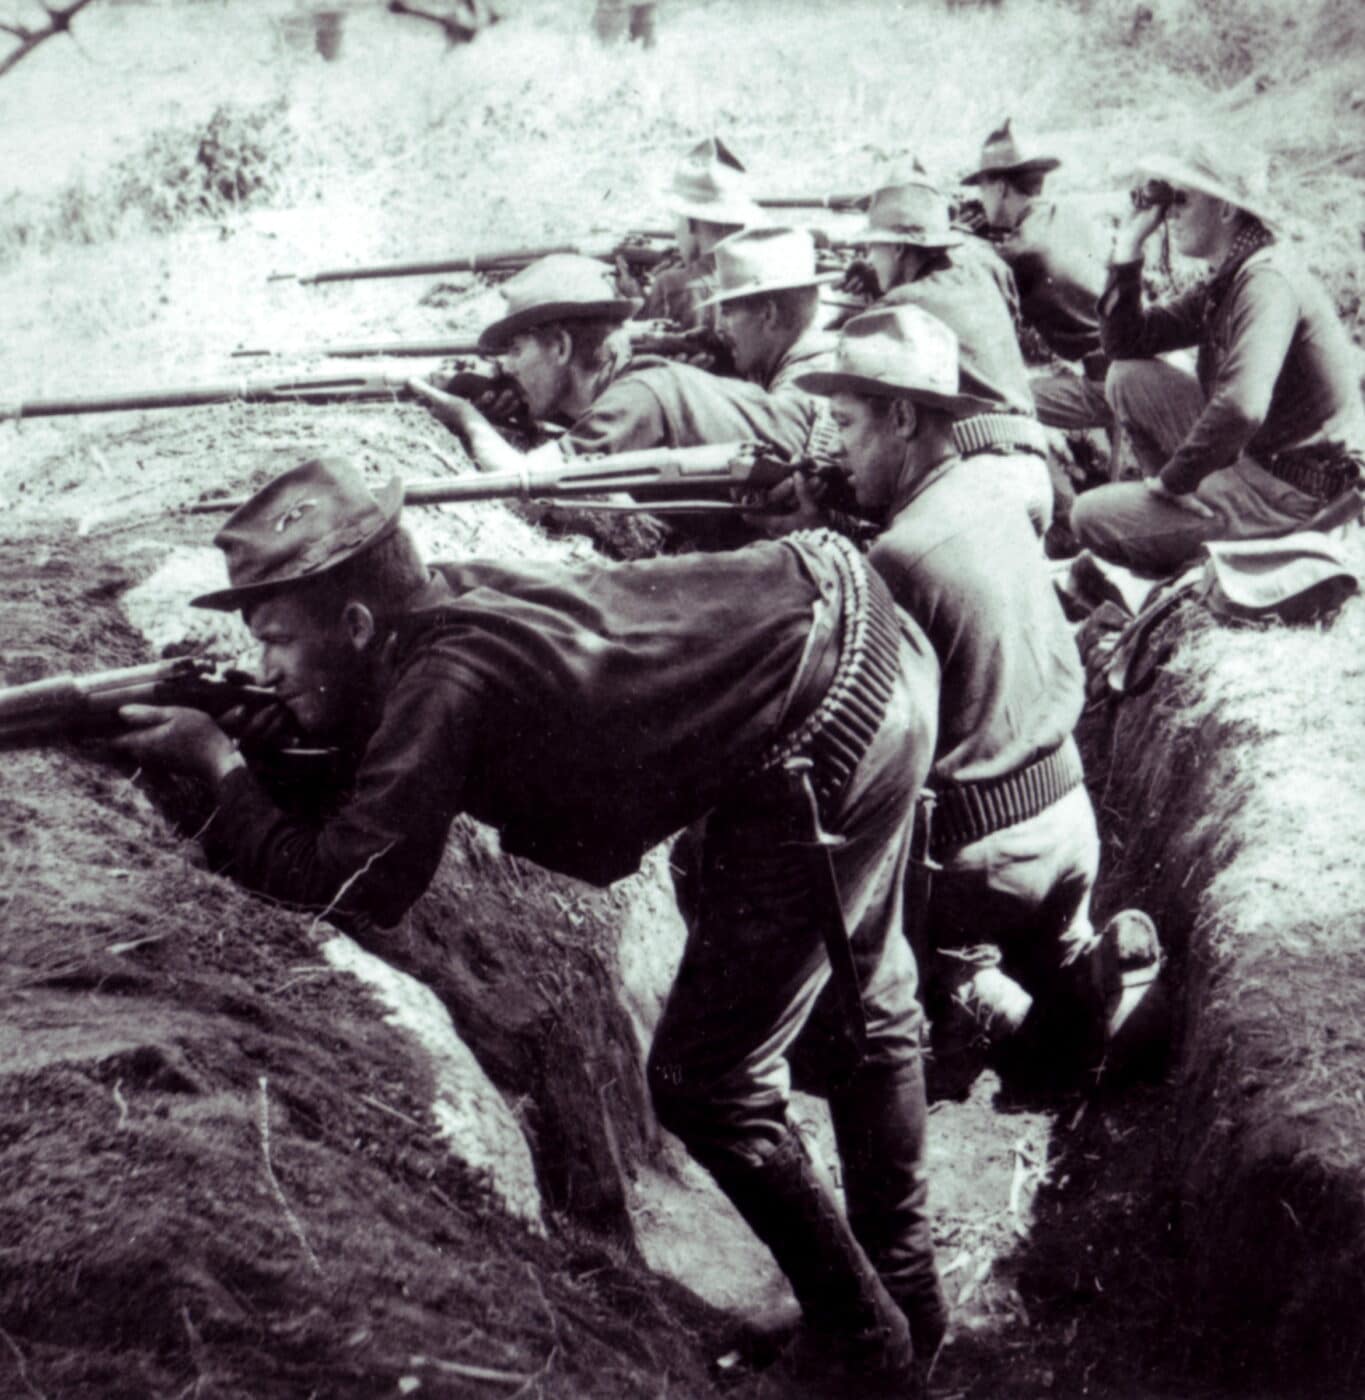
left=795, top=303, right=982, bottom=414
left=855, top=178, right=962, bottom=249
left=192, top=457, right=401, bottom=611
left=664, top=135, right=766, bottom=228
left=1133, top=141, right=1280, bottom=229
left=961, top=118, right=1061, bottom=185
left=696, top=226, right=841, bottom=307
left=477, top=254, right=639, bottom=354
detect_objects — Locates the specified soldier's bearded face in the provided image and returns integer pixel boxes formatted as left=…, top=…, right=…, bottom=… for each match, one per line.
left=828, top=392, right=907, bottom=515
left=248, top=593, right=361, bottom=737
left=498, top=332, right=571, bottom=419
left=718, top=299, right=768, bottom=375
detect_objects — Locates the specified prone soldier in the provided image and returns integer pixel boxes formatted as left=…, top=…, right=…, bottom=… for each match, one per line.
left=112, top=456, right=947, bottom=1393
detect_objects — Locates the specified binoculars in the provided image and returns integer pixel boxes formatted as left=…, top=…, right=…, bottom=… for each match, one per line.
left=1131, top=178, right=1185, bottom=212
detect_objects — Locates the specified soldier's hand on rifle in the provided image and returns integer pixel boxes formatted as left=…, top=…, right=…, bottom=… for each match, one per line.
left=741, top=471, right=829, bottom=537
left=406, top=377, right=483, bottom=438
left=111, top=705, right=244, bottom=785
left=840, top=258, right=879, bottom=301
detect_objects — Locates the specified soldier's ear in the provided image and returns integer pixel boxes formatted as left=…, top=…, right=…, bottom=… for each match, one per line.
left=342, top=601, right=377, bottom=653
left=892, top=398, right=919, bottom=440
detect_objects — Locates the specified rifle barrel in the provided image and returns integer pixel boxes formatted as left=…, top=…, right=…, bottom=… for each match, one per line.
left=756, top=194, right=870, bottom=212
left=190, top=443, right=756, bottom=515
left=275, top=236, right=675, bottom=287
left=232, top=339, right=484, bottom=360
left=8, top=374, right=409, bottom=421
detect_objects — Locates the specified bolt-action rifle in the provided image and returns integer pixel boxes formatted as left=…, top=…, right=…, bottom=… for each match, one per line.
left=755, top=193, right=871, bottom=213
left=0, top=657, right=288, bottom=747
left=269, top=232, right=675, bottom=287
left=185, top=442, right=845, bottom=518
left=228, top=320, right=729, bottom=365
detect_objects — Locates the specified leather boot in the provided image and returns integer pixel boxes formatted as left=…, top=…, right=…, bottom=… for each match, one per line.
left=704, top=1131, right=916, bottom=1389
left=828, top=1058, right=948, bottom=1366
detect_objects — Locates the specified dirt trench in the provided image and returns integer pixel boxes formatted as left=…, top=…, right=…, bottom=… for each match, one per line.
left=1074, top=576, right=1365, bottom=1396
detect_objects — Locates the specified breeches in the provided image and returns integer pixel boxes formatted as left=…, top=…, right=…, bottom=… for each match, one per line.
left=1072, top=359, right=1322, bottom=573
left=647, top=670, right=924, bottom=1172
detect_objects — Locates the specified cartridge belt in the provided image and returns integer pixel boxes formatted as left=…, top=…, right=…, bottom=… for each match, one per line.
left=755, top=531, right=903, bottom=813
left=953, top=413, right=1049, bottom=460
left=1260, top=442, right=1364, bottom=503
left=930, top=737, right=1085, bottom=851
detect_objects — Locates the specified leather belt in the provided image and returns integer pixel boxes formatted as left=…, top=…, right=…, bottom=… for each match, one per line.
left=953, top=413, right=1049, bottom=460
left=930, top=737, right=1085, bottom=851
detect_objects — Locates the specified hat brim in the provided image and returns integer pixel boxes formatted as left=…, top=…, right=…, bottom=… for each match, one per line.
left=1134, top=153, right=1280, bottom=229
left=961, top=156, right=1061, bottom=187
left=696, top=270, right=843, bottom=309
left=190, top=476, right=404, bottom=612
left=794, top=368, right=985, bottom=416
left=478, top=298, right=639, bottom=354
left=856, top=225, right=963, bottom=250
left=666, top=195, right=767, bottom=228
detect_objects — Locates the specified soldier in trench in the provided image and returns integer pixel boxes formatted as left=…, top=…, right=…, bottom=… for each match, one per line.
left=767, top=302, right=1164, bottom=1095
left=1071, top=141, right=1365, bottom=574
left=111, top=456, right=950, bottom=1392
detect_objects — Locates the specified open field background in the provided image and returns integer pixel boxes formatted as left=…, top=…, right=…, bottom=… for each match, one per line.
left=1, top=0, right=1363, bottom=1396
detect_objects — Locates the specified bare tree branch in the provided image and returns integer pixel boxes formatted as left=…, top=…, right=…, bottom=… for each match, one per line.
left=0, top=0, right=97, bottom=80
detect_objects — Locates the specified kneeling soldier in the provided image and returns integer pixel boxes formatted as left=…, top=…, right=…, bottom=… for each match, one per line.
left=795, top=305, right=1157, bottom=1093
left=114, top=457, right=947, bottom=1392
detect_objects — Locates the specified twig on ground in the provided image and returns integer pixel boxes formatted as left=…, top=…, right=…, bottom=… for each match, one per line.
left=256, top=1075, right=323, bottom=1275
left=0, top=1323, right=47, bottom=1400
left=359, top=1092, right=426, bottom=1131
left=305, top=841, right=396, bottom=939
left=409, top=1354, right=534, bottom=1385
left=111, top=1077, right=129, bottom=1130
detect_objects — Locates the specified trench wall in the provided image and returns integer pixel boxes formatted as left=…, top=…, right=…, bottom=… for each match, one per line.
left=1088, top=585, right=1365, bottom=1393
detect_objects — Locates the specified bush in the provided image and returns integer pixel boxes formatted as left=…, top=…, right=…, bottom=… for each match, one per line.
left=0, top=98, right=292, bottom=258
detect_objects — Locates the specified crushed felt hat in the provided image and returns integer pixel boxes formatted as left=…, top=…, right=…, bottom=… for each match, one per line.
left=961, top=118, right=1061, bottom=186
left=191, top=457, right=402, bottom=611
left=856, top=179, right=962, bottom=249
left=477, top=254, right=639, bottom=354
left=795, top=303, right=978, bottom=413
left=1134, top=142, right=1280, bottom=229
left=664, top=135, right=766, bottom=228
left=696, top=226, right=842, bottom=307
left=1201, top=532, right=1358, bottom=623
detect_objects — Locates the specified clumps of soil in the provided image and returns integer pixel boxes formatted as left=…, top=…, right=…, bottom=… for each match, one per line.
left=1080, top=535, right=1365, bottom=1393
left=0, top=532, right=726, bottom=1398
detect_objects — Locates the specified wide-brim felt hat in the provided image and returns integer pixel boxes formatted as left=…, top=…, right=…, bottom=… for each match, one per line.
left=664, top=134, right=766, bottom=228
left=478, top=253, right=639, bottom=353
left=856, top=179, right=963, bottom=249
left=961, top=118, right=1061, bottom=185
left=696, top=226, right=842, bottom=307
left=192, top=457, right=402, bottom=611
left=1134, top=146, right=1280, bottom=229
left=796, top=303, right=987, bottom=414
